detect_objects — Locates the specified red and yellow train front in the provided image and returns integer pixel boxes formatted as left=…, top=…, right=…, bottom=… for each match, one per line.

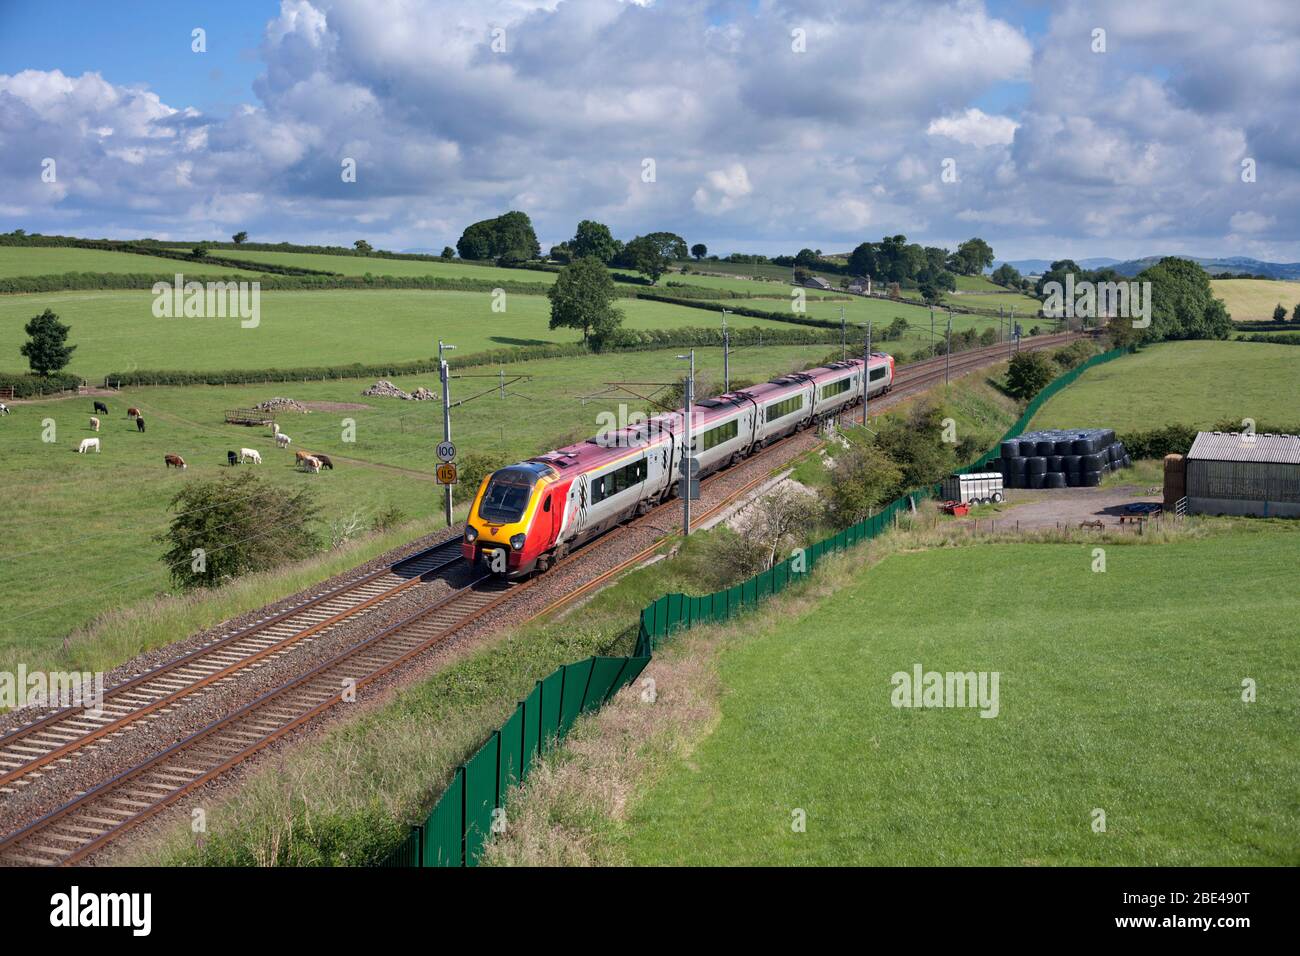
left=462, top=461, right=567, bottom=576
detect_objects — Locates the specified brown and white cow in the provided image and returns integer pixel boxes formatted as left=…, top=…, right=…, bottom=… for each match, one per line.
left=127, top=406, right=142, bottom=419
left=164, top=454, right=186, bottom=469
left=89, top=416, right=100, bottom=432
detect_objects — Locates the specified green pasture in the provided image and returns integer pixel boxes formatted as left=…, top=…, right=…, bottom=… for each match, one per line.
left=618, top=530, right=1300, bottom=865
left=0, top=246, right=261, bottom=278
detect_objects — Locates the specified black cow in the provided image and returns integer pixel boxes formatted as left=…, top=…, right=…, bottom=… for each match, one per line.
left=93, top=401, right=108, bottom=415
left=314, top=454, right=334, bottom=470
left=227, top=450, right=239, bottom=466
left=136, top=416, right=146, bottom=433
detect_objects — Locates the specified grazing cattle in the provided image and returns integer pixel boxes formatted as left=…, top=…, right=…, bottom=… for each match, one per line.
left=164, top=453, right=186, bottom=469
left=301, top=455, right=322, bottom=473
left=127, top=407, right=141, bottom=419
left=314, top=453, right=334, bottom=470
left=78, top=438, right=100, bottom=454
left=93, top=401, right=108, bottom=415
left=227, top=450, right=239, bottom=467
left=275, top=433, right=291, bottom=448
left=89, top=416, right=100, bottom=432
left=240, top=448, right=262, bottom=464
left=136, top=416, right=146, bottom=433
left=0, top=402, right=9, bottom=416
left=271, top=422, right=281, bottom=435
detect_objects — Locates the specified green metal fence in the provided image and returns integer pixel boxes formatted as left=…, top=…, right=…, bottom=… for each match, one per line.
left=383, top=344, right=1130, bottom=867
left=384, top=654, right=649, bottom=866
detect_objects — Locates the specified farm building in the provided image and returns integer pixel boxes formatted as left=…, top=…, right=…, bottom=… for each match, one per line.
left=1183, top=431, right=1300, bottom=518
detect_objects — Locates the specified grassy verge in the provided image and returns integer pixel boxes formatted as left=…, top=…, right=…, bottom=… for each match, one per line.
left=485, top=519, right=1300, bottom=866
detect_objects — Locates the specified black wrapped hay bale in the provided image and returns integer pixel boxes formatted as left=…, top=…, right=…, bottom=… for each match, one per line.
left=1082, top=470, right=1102, bottom=486
left=1044, top=472, right=1067, bottom=489
left=1066, top=470, right=1083, bottom=487
left=1001, top=440, right=1021, bottom=459
left=1047, top=455, right=1064, bottom=471
left=1024, top=456, right=1048, bottom=475
left=1061, top=454, right=1082, bottom=473
left=1028, top=472, right=1046, bottom=489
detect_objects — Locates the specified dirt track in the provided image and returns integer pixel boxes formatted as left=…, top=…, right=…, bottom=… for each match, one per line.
left=953, top=481, right=1163, bottom=531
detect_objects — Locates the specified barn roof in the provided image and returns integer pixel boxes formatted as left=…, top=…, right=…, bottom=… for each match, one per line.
left=1187, top=431, right=1300, bottom=465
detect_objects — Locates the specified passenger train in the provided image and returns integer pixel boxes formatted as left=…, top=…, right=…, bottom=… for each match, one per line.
left=462, top=352, right=895, bottom=576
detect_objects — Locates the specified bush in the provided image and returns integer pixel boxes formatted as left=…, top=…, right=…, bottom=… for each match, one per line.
left=1005, top=350, right=1056, bottom=400
left=0, top=370, right=82, bottom=397
left=158, top=472, right=322, bottom=590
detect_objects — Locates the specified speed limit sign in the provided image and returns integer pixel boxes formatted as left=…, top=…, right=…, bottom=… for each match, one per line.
left=435, top=441, right=457, bottom=462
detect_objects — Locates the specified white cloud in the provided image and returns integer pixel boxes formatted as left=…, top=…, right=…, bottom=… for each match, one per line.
left=692, top=163, right=753, bottom=214
left=927, top=108, right=1019, bottom=148
left=1228, top=210, right=1275, bottom=234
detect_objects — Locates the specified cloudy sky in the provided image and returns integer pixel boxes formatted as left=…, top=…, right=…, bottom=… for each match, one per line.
left=1, top=0, right=1297, bottom=262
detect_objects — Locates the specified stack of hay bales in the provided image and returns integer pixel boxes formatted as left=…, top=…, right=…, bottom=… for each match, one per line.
left=993, top=428, right=1131, bottom=489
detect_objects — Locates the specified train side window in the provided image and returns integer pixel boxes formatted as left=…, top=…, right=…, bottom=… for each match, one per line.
left=543, top=495, right=551, bottom=513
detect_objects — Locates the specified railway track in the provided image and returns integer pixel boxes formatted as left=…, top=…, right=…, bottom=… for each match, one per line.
left=0, top=538, right=465, bottom=795
left=0, top=330, right=1083, bottom=865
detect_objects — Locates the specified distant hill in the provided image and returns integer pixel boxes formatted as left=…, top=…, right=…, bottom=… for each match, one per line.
left=990, top=257, right=1120, bottom=275
left=1108, top=255, right=1300, bottom=280
left=993, top=254, right=1300, bottom=280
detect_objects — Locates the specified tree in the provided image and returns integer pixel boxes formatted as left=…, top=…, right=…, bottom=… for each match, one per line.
left=191, top=243, right=210, bottom=259
left=918, top=282, right=944, bottom=306
left=1273, top=303, right=1288, bottom=323
left=441, top=246, right=455, bottom=259
left=991, top=263, right=1021, bottom=287
left=456, top=210, right=540, bottom=263
left=875, top=401, right=958, bottom=488
left=949, top=238, right=995, bottom=275
left=746, top=487, right=823, bottom=571
left=547, top=257, right=624, bottom=350
left=232, top=231, right=248, bottom=245
left=1004, top=350, right=1056, bottom=401
left=624, top=233, right=685, bottom=284
left=571, top=220, right=618, bottom=264
left=354, top=239, right=373, bottom=254
left=828, top=444, right=904, bottom=524
left=691, top=243, right=707, bottom=260
left=794, top=248, right=820, bottom=267
left=1293, top=303, right=1300, bottom=323
left=1136, top=257, right=1233, bottom=342
left=158, top=472, right=321, bottom=590
left=20, top=308, right=76, bottom=376
left=848, top=242, right=879, bottom=278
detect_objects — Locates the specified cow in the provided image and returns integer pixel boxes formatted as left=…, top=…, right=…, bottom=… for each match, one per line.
left=127, top=407, right=142, bottom=419
left=240, top=448, right=262, bottom=464
left=164, top=453, right=186, bottom=469
left=295, top=450, right=312, bottom=464
left=78, top=438, right=100, bottom=454
left=227, top=450, right=239, bottom=467
left=314, top=453, right=334, bottom=470
left=93, top=401, right=108, bottom=415
left=0, top=402, right=9, bottom=416
left=275, top=433, right=291, bottom=448
left=301, top=455, right=322, bottom=473
left=136, top=416, right=146, bottom=433
left=89, top=416, right=100, bottom=432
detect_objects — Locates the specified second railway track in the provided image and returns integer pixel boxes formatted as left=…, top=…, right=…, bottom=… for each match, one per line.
left=0, top=538, right=465, bottom=795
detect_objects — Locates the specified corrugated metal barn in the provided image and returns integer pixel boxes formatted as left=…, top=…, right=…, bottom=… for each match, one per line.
left=1185, top=432, right=1300, bottom=518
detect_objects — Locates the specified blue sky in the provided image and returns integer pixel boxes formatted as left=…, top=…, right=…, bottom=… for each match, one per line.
left=1, top=0, right=1297, bottom=262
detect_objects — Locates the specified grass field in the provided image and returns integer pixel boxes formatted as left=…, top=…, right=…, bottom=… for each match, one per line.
left=1211, top=278, right=1300, bottom=322
left=204, top=248, right=563, bottom=284
left=942, top=290, right=1043, bottom=315
left=1032, top=340, right=1300, bottom=431
left=0, top=343, right=844, bottom=669
left=0, top=246, right=261, bottom=278
left=0, top=290, right=809, bottom=379
left=614, top=530, right=1300, bottom=865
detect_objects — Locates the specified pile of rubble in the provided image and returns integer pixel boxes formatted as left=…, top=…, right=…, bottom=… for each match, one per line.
left=254, top=396, right=309, bottom=413
left=361, top=380, right=437, bottom=401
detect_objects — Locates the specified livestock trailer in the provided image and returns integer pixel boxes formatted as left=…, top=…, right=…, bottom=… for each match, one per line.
left=1184, top=431, right=1300, bottom=518
left=941, top=472, right=1005, bottom=505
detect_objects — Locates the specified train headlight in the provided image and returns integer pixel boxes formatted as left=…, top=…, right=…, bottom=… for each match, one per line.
left=510, top=533, right=526, bottom=551
left=465, top=525, right=478, bottom=543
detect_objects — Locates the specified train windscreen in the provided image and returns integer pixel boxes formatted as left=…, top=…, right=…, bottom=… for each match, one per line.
left=478, top=468, right=537, bottom=523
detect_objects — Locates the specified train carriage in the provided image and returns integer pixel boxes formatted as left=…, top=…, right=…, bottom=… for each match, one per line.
left=463, top=351, right=894, bottom=577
